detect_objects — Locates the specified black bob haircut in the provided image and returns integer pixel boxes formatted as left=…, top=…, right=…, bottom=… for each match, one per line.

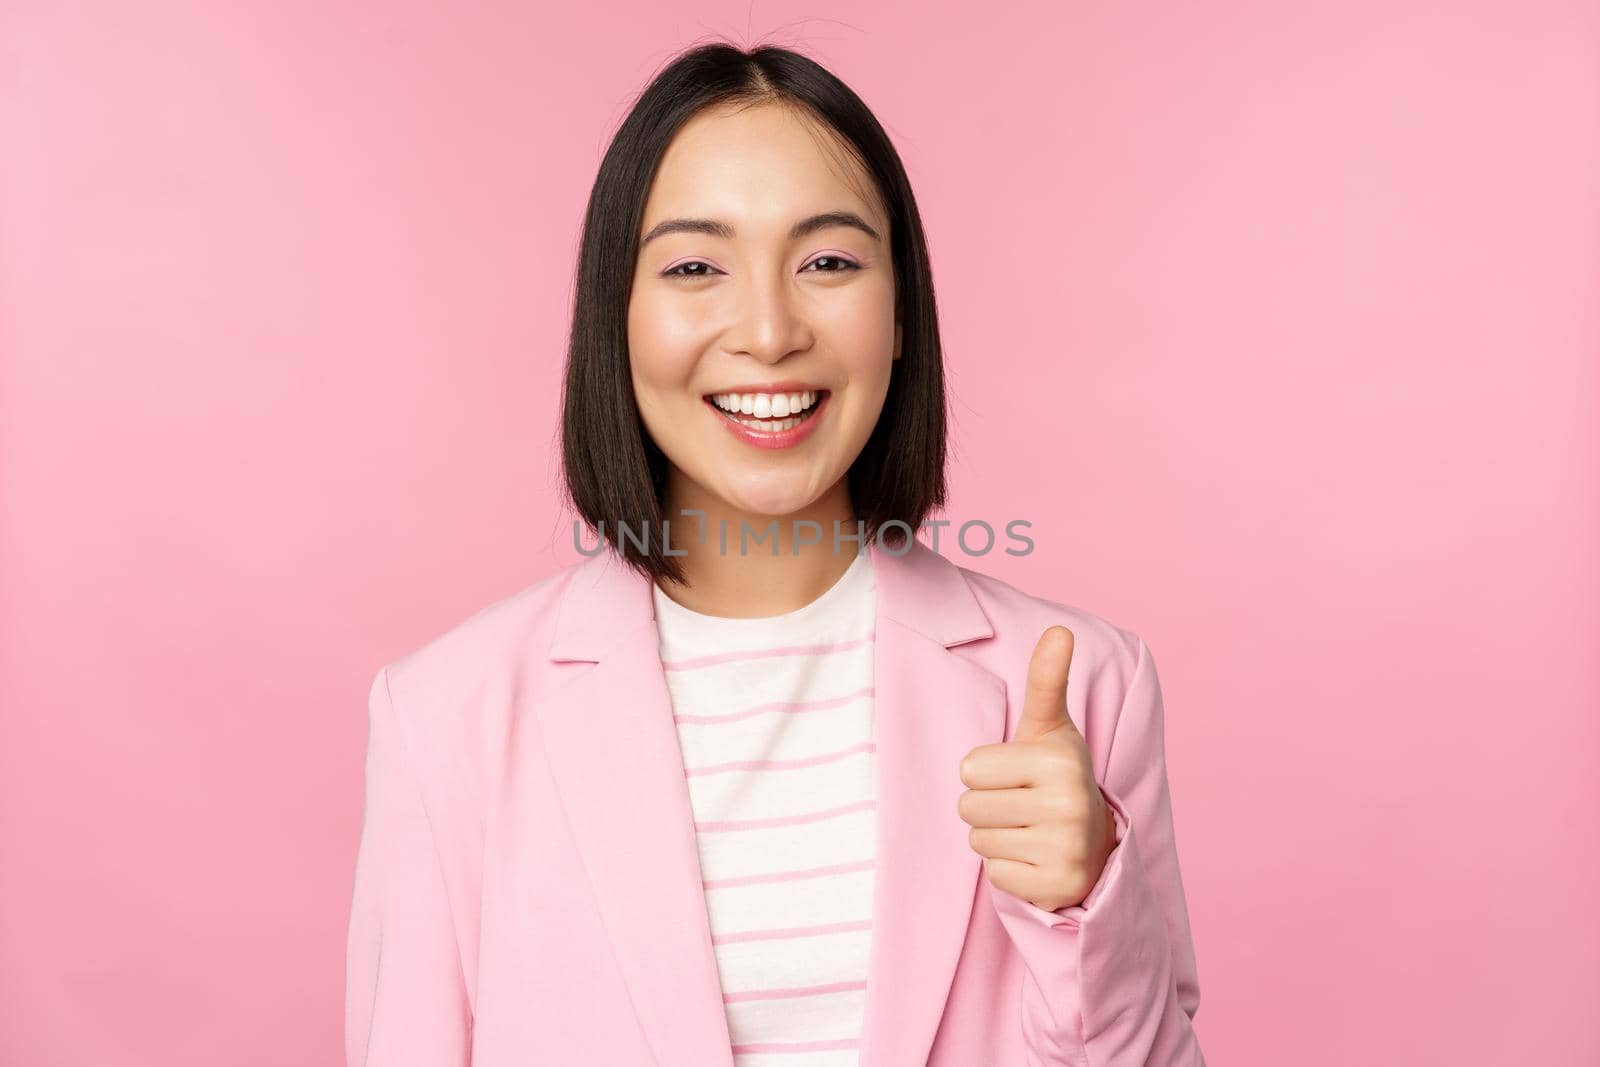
left=559, top=40, right=948, bottom=587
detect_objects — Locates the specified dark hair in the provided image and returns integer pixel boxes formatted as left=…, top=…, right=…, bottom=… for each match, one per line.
left=559, top=40, right=947, bottom=586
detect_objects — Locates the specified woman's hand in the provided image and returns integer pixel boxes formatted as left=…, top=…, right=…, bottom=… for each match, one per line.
left=958, top=625, right=1119, bottom=912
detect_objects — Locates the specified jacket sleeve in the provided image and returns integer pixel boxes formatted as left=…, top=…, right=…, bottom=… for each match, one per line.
left=988, top=634, right=1206, bottom=1066
left=345, top=666, right=473, bottom=1066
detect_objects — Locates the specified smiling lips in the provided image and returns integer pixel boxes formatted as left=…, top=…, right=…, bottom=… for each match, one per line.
left=703, top=387, right=831, bottom=449
left=708, top=389, right=821, bottom=422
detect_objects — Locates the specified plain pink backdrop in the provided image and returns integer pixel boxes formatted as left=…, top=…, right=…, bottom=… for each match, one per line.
left=2, top=2, right=1596, bottom=1064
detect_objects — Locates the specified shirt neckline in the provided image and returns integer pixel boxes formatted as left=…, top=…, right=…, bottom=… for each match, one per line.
left=650, top=550, right=874, bottom=641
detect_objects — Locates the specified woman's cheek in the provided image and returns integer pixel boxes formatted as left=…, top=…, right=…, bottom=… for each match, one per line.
left=825, top=285, right=897, bottom=365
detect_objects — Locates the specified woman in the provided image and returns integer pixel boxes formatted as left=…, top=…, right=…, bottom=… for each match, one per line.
left=345, top=42, right=1206, bottom=1067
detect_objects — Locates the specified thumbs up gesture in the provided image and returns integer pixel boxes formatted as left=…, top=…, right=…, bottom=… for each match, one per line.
left=958, top=626, right=1119, bottom=912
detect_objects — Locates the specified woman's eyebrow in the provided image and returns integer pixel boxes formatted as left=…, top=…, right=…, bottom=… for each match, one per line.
left=640, top=210, right=881, bottom=247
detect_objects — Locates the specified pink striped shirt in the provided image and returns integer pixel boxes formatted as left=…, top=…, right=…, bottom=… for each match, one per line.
left=652, top=550, right=877, bottom=1067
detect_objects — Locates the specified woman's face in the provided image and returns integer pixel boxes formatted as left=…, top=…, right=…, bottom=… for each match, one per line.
left=628, top=101, right=900, bottom=524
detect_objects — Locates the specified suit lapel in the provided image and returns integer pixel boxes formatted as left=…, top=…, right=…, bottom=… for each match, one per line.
left=535, top=547, right=737, bottom=1066
left=858, top=538, right=1008, bottom=1066
left=532, top=536, right=1006, bottom=1067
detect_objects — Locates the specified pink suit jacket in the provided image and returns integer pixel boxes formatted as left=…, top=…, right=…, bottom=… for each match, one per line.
left=345, top=536, right=1206, bottom=1066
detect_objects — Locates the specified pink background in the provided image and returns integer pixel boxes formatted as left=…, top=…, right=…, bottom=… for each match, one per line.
left=2, top=2, right=1596, bottom=1064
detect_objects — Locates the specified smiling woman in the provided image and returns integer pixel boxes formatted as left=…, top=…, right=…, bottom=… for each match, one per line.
left=346, top=40, right=1207, bottom=1067
left=625, top=99, right=904, bottom=550
left=559, top=48, right=947, bottom=607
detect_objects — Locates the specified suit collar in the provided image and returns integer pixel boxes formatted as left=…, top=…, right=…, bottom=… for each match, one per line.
left=531, top=534, right=1006, bottom=1066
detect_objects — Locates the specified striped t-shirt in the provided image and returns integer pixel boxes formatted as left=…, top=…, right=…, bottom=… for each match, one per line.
left=651, top=549, right=878, bottom=1067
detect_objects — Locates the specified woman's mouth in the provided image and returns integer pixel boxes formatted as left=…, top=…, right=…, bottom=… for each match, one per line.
left=703, top=388, right=831, bottom=450
left=705, top=389, right=825, bottom=431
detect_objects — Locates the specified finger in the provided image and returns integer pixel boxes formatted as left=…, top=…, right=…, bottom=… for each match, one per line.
left=982, top=857, right=1065, bottom=908
left=956, top=786, right=1038, bottom=828
left=967, top=825, right=1045, bottom=863
left=959, top=783, right=1095, bottom=829
left=1014, top=626, right=1078, bottom=744
left=959, top=742, right=1052, bottom=789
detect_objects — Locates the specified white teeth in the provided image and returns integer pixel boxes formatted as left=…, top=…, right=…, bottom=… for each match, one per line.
left=709, top=390, right=822, bottom=417
left=707, top=389, right=825, bottom=433
left=730, top=415, right=804, bottom=431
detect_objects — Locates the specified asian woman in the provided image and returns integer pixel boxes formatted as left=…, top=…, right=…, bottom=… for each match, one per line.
left=345, top=41, right=1206, bottom=1067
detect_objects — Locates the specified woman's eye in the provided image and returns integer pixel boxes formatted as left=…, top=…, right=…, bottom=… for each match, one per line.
left=662, top=256, right=860, bottom=279
left=662, top=261, right=721, bottom=279
left=803, top=255, right=860, bottom=273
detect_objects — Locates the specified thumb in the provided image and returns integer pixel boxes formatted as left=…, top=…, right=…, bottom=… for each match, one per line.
left=1014, top=626, right=1078, bottom=744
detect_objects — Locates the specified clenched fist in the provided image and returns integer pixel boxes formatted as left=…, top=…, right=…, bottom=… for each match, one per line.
left=958, top=625, right=1118, bottom=912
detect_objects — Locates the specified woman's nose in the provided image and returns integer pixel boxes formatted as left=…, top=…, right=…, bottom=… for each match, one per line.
left=726, top=273, right=810, bottom=364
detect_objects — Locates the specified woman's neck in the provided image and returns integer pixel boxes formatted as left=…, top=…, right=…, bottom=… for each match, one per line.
left=655, top=477, right=862, bottom=619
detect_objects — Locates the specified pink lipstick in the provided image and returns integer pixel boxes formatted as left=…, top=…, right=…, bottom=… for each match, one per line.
left=703, top=387, right=830, bottom=451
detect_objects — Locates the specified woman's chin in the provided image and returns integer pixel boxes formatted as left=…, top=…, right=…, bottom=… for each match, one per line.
left=728, top=497, right=810, bottom=525
left=710, top=485, right=826, bottom=528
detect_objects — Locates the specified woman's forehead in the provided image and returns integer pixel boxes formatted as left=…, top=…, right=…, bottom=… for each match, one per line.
left=642, top=104, right=884, bottom=235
